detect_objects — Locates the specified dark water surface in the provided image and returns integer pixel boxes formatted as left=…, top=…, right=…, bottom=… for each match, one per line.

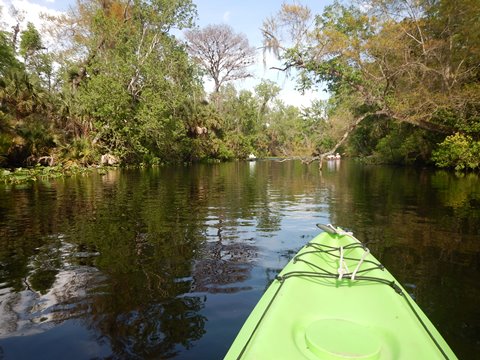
left=0, top=160, right=479, bottom=359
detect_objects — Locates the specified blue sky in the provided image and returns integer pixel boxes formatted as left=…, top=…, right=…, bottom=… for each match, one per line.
left=0, top=0, right=332, bottom=106
left=194, top=0, right=329, bottom=47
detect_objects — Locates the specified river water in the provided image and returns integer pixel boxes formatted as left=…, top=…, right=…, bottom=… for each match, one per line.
left=0, top=160, right=478, bottom=359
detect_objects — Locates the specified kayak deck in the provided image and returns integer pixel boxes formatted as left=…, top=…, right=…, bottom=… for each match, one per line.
left=225, top=225, right=457, bottom=359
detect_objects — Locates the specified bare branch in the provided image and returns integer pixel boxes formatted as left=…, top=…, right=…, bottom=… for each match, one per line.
left=185, top=24, right=256, bottom=93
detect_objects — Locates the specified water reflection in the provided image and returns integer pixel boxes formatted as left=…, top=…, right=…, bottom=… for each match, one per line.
left=326, top=163, right=480, bottom=358
left=326, top=158, right=341, bottom=171
left=0, top=161, right=479, bottom=359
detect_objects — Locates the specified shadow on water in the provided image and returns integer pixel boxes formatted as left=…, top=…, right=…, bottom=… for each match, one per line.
left=0, top=160, right=479, bottom=359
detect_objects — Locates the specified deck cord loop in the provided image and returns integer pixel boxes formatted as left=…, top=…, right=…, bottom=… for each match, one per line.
left=351, top=248, right=370, bottom=281
left=337, top=246, right=350, bottom=280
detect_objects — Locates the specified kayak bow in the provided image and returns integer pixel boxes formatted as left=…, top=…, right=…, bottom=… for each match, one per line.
left=225, top=224, right=457, bottom=360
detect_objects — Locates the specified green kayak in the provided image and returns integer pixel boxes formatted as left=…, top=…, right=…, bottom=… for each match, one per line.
left=225, top=224, right=457, bottom=359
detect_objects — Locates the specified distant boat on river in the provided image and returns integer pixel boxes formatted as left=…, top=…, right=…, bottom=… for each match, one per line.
left=326, top=153, right=341, bottom=160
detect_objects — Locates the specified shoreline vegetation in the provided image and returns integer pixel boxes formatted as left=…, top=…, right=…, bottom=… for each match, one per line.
left=1, top=0, right=479, bottom=177
left=0, top=164, right=109, bottom=184
left=0, top=157, right=474, bottom=186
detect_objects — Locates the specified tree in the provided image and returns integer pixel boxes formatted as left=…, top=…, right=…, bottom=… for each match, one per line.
left=19, top=23, right=53, bottom=91
left=0, top=31, right=20, bottom=77
left=19, top=22, right=43, bottom=61
left=46, top=0, right=200, bottom=163
left=0, top=17, right=57, bottom=167
left=254, top=79, right=280, bottom=118
left=185, top=24, right=256, bottom=93
left=261, top=0, right=480, bottom=167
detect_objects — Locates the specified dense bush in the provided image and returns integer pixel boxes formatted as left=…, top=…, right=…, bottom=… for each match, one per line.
left=432, top=133, right=480, bottom=171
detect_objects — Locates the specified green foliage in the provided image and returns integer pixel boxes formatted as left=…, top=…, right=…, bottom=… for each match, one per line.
left=59, top=0, right=201, bottom=164
left=255, top=79, right=281, bottom=117
left=262, top=0, right=480, bottom=168
left=375, top=131, right=419, bottom=165
left=2, top=0, right=478, bottom=174
left=0, top=31, right=21, bottom=76
left=346, top=116, right=389, bottom=157
left=0, top=67, right=58, bottom=165
left=429, top=85, right=480, bottom=137
left=2, top=0, right=320, bottom=172
left=15, top=120, right=56, bottom=155
left=432, top=133, right=480, bottom=171
left=212, top=83, right=317, bottom=158
left=60, top=137, right=98, bottom=165
left=0, top=164, right=97, bottom=184
left=19, top=23, right=43, bottom=59
left=347, top=119, right=442, bottom=165
left=0, top=132, right=12, bottom=166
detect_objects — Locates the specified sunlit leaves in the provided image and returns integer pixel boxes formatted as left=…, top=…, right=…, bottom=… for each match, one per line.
left=432, top=133, right=480, bottom=170
left=19, top=22, right=43, bottom=60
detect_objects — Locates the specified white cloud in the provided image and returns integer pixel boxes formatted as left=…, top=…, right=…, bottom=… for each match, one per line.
left=0, top=0, right=63, bottom=48
left=222, top=11, right=230, bottom=23
left=0, top=0, right=62, bottom=29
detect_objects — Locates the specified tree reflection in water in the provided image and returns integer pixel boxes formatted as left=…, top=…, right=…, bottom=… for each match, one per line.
left=0, top=163, right=271, bottom=358
left=191, top=219, right=257, bottom=294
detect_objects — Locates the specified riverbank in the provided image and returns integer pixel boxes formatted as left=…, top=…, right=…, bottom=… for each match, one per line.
left=2, top=155, right=479, bottom=185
